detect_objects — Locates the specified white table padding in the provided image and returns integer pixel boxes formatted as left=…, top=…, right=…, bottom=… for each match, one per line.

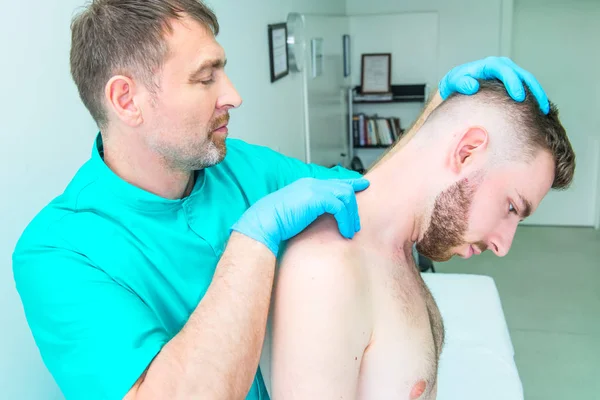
left=260, top=273, right=523, bottom=399
left=423, top=273, right=523, bottom=400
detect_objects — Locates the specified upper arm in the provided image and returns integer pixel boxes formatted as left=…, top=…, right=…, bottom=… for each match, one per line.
left=270, top=229, right=372, bottom=399
left=13, top=242, right=168, bottom=400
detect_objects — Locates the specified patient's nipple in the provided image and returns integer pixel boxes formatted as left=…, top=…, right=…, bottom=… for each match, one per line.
left=409, top=380, right=427, bottom=400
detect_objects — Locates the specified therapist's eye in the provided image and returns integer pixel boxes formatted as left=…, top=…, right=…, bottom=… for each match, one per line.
left=508, top=203, right=517, bottom=215
left=190, top=72, right=216, bottom=85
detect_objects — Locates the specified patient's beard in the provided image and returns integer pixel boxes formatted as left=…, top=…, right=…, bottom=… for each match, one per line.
left=416, top=176, right=478, bottom=262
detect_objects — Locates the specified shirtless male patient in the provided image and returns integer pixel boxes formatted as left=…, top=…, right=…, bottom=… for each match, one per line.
left=268, top=80, right=576, bottom=399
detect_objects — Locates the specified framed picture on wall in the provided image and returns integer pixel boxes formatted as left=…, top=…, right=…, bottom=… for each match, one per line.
left=360, top=53, right=392, bottom=94
left=268, top=22, right=289, bottom=83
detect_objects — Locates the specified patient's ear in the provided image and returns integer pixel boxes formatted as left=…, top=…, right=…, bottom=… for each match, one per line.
left=449, top=127, right=489, bottom=174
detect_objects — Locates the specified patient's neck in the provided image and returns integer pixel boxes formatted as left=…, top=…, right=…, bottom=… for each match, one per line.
left=355, top=140, right=437, bottom=263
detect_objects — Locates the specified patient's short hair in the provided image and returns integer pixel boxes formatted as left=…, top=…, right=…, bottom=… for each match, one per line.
left=70, top=0, right=219, bottom=129
left=426, top=79, right=575, bottom=190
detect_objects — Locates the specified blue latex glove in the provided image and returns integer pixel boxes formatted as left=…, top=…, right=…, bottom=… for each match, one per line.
left=231, top=177, right=370, bottom=255
left=439, top=56, right=550, bottom=114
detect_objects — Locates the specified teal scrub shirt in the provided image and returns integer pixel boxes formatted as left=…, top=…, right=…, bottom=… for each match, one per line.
left=13, top=135, right=360, bottom=400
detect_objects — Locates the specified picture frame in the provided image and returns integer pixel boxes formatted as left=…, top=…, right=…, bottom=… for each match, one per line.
left=268, top=23, right=289, bottom=83
left=360, top=53, right=392, bottom=94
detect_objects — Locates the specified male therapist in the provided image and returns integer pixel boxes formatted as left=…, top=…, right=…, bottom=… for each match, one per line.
left=12, top=1, right=551, bottom=399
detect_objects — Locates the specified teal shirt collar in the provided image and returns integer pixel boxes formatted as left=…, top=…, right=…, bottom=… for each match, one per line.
left=90, top=133, right=206, bottom=211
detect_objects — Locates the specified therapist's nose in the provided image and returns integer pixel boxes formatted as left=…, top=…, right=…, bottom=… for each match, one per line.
left=217, top=72, right=242, bottom=110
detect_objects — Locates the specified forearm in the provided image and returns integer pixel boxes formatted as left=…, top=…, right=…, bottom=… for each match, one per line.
left=132, top=232, right=275, bottom=400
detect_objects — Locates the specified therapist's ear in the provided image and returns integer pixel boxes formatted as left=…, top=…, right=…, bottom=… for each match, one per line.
left=449, top=127, right=489, bottom=174
left=105, top=76, right=144, bottom=127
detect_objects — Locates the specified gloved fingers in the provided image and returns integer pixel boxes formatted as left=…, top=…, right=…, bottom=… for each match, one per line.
left=438, top=72, right=456, bottom=99
left=341, top=170, right=364, bottom=180
left=482, top=61, right=526, bottom=102
left=440, top=68, right=480, bottom=98
left=325, top=180, right=363, bottom=235
left=321, top=195, right=355, bottom=239
left=342, top=177, right=370, bottom=192
left=453, top=76, right=480, bottom=96
left=345, top=185, right=362, bottom=233
left=510, top=63, right=550, bottom=114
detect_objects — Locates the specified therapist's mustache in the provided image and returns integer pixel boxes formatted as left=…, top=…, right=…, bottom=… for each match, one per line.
left=210, top=114, right=230, bottom=131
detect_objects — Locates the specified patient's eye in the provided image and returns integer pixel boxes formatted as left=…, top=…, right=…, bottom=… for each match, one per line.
left=509, top=203, right=517, bottom=215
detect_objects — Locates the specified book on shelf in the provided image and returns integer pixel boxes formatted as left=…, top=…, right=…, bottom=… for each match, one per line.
left=352, top=114, right=403, bottom=147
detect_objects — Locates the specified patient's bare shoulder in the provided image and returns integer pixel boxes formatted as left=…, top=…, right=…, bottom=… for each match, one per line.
left=271, top=215, right=373, bottom=398
left=279, top=215, right=366, bottom=288
left=273, top=214, right=372, bottom=348
left=287, top=213, right=351, bottom=248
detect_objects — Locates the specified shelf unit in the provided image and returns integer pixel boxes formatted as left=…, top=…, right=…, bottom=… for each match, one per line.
left=347, top=84, right=428, bottom=166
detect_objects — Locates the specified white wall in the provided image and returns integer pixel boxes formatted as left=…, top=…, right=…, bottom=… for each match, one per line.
left=512, top=0, right=600, bottom=226
left=345, top=0, right=511, bottom=80
left=0, top=0, right=345, bottom=398
left=0, top=1, right=97, bottom=399
left=288, top=0, right=346, bottom=15
left=348, top=12, right=439, bottom=168
left=348, top=13, right=439, bottom=88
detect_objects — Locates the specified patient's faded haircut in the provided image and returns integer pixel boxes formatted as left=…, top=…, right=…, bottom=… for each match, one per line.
left=420, top=80, right=575, bottom=190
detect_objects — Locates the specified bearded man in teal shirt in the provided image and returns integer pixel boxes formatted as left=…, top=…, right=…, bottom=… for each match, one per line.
left=12, top=1, right=551, bottom=399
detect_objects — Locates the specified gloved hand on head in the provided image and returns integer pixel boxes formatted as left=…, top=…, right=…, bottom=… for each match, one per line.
left=439, top=56, right=550, bottom=115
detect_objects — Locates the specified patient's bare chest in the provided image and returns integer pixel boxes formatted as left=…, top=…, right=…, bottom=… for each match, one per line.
left=356, top=258, right=443, bottom=399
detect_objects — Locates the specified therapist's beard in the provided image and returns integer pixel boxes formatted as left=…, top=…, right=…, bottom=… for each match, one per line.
left=416, top=175, right=480, bottom=262
left=166, top=114, right=230, bottom=171
left=201, top=113, right=230, bottom=166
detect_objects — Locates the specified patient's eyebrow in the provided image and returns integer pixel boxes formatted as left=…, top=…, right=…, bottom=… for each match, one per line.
left=189, top=58, right=227, bottom=80
left=517, top=192, right=532, bottom=219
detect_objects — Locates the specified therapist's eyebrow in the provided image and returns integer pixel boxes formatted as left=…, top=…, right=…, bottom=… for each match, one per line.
left=517, top=192, right=532, bottom=219
left=189, top=58, right=227, bottom=80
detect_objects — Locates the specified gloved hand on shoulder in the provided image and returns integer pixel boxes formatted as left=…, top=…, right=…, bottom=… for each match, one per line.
left=231, top=178, right=370, bottom=255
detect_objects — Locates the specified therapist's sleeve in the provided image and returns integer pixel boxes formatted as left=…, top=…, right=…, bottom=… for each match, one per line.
left=238, top=140, right=362, bottom=187
left=278, top=156, right=363, bottom=184
left=13, top=244, right=168, bottom=400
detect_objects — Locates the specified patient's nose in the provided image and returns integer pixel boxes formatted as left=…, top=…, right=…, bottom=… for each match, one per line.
left=490, top=221, right=518, bottom=257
